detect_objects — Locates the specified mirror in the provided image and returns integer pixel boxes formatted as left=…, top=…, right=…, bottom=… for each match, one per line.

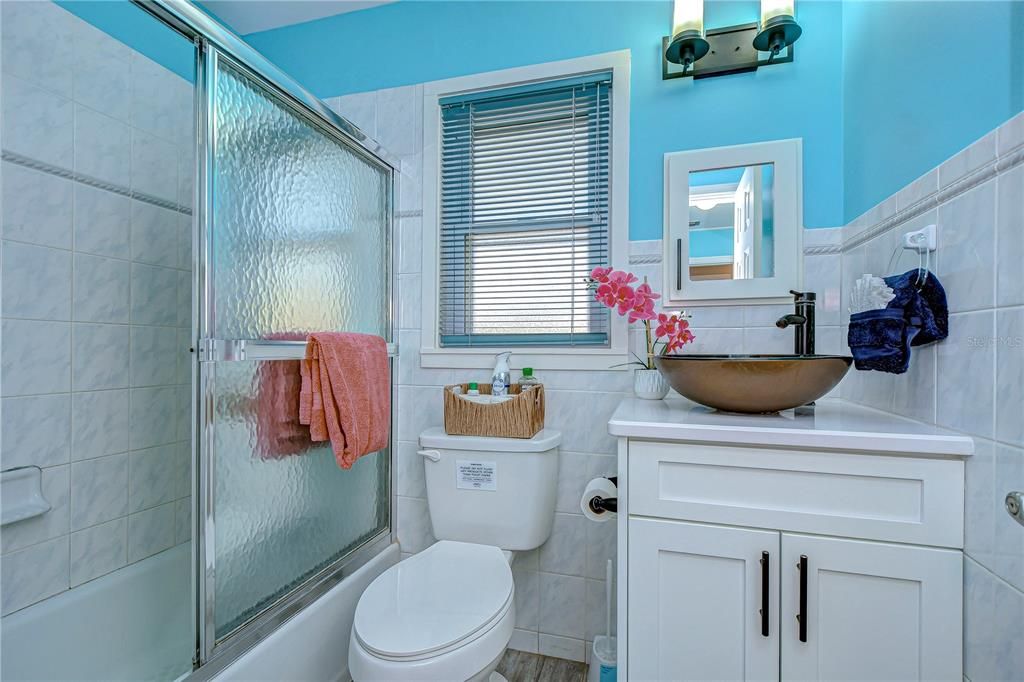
left=664, top=139, right=802, bottom=305
left=688, top=164, right=774, bottom=281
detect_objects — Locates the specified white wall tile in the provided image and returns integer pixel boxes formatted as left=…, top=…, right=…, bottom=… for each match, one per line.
left=936, top=180, right=996, bottom=313
left=2, top=162, right=73, bottom=249
left=174, top=497, right=191, bottom=545
left=543, top=391, right=621, bottom=455
left=396, top=385, right=443, bottom=442
left=891, top=343, right=936, bottom=424
left=1, top=394, right=71, bottom=469
left=936, top=311, right=995, bottom=439
left=1, top=319, right=71, bottom=396
left=69, top=517, right=126, bottom=587
left=396, top=496, right=435, bottom=554
left=995, top=307, right=1024, bottom=448
left=333, top=91, right=377, bottom=139
left=71, top=19, right=132, bottom=122
left=127, top=501, right=175, bottom=563
left=512, top=569, right=540, bottom=630
left=538, top=634, right=586, bottom=663
left=964, top=558, right=1024, bottom=682
left=997, top=111, right=1024, bottom=156
left=177, top=270, right=192, bottom=328
left=742, top=327, right=794, bottom=354
left=71, top=389, right=129, bottom=461
left=70, top=453, right=129, bottom=530
left=177, top=213, right=193, bottom=270
left=585, top=514, right=616, bottom=581
left=2, top=241, right=72, bottom=320
left=896, top=168, right=937, bottom=212
left=396, top=441, right=427, bottom=498
left=991, top=443, right=1024, bottom=591
left=128, top=444, right=180, bottom=513
left=995, top=165, right=1024, bottom=308
left=376, top=85, right=422, bottom=157
left=0, top=465, right=69, bottom=554
left=130, top=263, right=178, bottom=326
left=130, top=326, right=178, bottom=387
left=508, top=629, right=539, bottom=654
left=585, top=578, right=615, bottom=641
left=73, top=184, right=131, bottom=259
left=129, top=387, right=178, bottom=450
left=803, top=253, right=842, bottom=326
left=0, top=537, right=69, bottom=616
left=939, top=130, right=996, bottom=189
left=130, top=53, right=186, bottom=142
left=1, top=0, right=75, bottom=99
left=397, top=273, right=422, bottom=329
left=554, top=452, right=591, bottom=515
left=131, top=131, right=178, bottom=202
left=539, top=513, right=587, bottom=576
left=72, top=323, right=130, bottom=390
left=74, top=105, right=131, bottom=186
left=130, top=201, right=179, bottom=267
left=1, top=75, right=74, bottom=169
left=539, top=573, right=586, bottom=639
left=73, top=253, right=130, bottom=324
left=965, top=439, right=996, bottom=570
left=397, top=215, right=423, bottom=274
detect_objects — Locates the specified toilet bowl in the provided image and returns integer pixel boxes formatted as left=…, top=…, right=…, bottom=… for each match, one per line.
left=348, top=541, right=515, bottom=682
left=349, top=428, right=561, bottom=682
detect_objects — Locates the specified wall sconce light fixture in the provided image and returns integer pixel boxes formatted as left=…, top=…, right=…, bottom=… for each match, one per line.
left=665, top=0, right=709, bottom=73
left=663, top=0, right=803, bottom=80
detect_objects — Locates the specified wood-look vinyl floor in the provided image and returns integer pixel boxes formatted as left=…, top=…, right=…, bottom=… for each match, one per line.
left=495, top=650, right=589, bottom=682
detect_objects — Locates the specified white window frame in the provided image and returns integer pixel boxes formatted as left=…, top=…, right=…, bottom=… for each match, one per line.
left=420, top=50, right=631, bottom=370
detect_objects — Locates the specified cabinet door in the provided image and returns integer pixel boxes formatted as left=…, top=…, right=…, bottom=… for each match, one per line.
left=628, top=518, right=780, bottom=681
left=781, top=533, right=962, bottom=681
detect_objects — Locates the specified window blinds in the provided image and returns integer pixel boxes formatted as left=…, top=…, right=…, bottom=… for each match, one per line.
left=438, top=73, right=612, bottom=348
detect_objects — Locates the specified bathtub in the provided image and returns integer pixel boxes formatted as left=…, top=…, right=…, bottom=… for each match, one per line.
left=1, top=543, right=193, bottom=681
left=213, top=541, right=400, bottom=682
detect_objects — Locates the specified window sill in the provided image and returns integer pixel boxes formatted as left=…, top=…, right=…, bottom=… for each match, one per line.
left=419, top=346, right=629, bottom=371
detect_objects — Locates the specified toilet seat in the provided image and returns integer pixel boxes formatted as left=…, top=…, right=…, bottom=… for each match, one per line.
left=352, top=541, right=514, bottom=662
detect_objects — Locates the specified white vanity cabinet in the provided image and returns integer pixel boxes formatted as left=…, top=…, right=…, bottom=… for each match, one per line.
left=609, top=399, right=973, bottom=682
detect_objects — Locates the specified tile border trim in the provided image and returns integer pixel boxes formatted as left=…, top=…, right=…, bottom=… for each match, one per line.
left=2, top=150, right=192, bottom=216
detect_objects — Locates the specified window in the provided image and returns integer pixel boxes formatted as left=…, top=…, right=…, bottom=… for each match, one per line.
left=421, top=52, right=629, bottom=369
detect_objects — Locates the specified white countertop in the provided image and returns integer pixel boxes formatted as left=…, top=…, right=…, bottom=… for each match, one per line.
left=608, top=397, right=974, bottom=457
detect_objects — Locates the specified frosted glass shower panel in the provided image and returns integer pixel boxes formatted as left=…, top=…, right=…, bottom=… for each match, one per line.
left=211, top=60, right=390, bottom=340
left=207, top=58, right=392, bottom=640
left=212, top=360, right=388, bottom=635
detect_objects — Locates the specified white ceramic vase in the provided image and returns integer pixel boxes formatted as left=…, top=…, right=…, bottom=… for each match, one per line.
left=634, top=368, right=670, bottom=400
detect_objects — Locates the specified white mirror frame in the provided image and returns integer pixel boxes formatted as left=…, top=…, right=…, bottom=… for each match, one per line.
left=663, top=138, right=803, bottom=306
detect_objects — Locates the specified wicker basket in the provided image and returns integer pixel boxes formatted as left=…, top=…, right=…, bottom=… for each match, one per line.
left=443, top=383, right=545, bottom=439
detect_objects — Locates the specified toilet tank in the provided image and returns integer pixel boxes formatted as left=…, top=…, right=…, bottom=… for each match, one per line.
left=417, top=427, right=561, bottom=551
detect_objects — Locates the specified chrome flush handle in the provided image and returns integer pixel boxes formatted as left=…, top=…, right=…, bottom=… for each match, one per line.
left=1006, top=491, right=1024, bottom=527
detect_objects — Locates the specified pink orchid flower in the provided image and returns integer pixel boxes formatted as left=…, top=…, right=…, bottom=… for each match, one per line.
left=590, top=266, right=613, bottom=284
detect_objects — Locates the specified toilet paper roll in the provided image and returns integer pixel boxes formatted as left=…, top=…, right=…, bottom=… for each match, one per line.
left=581, top=477, right=618, bottom=522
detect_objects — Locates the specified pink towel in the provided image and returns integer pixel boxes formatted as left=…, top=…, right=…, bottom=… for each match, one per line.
left=255, top=359, right=313, bottom=460
left=299, top=332, right=391, bottom=469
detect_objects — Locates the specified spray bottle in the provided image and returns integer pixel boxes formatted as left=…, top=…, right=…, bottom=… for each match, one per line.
left=491, top=351, right=512, bottom=397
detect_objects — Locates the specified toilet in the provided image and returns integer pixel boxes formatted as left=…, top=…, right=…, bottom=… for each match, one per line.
left=349, top=427, right=561, bottom=682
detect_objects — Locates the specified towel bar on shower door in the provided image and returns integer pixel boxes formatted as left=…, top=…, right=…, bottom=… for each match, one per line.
left=197, top=338, right=397, bottom=362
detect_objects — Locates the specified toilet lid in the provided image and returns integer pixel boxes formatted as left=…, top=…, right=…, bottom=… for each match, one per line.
left=353, top=541, right=514, bottom=660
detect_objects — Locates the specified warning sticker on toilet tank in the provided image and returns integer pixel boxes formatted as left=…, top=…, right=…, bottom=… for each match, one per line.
left=456, top=460, right=497, bottom=491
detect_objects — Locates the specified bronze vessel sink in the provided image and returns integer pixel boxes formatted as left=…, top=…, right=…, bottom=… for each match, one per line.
left=653, top=354, right=853, bottom=414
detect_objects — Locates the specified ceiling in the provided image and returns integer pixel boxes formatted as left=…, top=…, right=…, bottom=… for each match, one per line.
left=202, top=0, right=396, bottom=35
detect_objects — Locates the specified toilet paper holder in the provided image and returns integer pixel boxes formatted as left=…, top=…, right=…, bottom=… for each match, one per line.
left=586, top=476, right=618, bottom=515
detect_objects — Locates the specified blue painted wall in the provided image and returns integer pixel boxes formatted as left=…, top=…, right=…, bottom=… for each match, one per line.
left=842, top=0, right=1024, bottom=222
left=243, top=0, right=846, bottom=239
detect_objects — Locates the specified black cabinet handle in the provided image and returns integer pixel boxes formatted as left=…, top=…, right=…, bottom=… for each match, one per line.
left=797, top=554, right=808, bottom=643
left=676, top=238, right=683, bottom=290
left=760, top=551, right=769, bottom=637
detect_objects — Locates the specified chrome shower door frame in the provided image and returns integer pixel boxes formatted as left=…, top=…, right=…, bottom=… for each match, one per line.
left=127, top=1, right=398, bottom=676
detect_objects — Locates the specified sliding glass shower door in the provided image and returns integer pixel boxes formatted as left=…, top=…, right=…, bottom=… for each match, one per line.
left=198, top=50, right=392, bottom=656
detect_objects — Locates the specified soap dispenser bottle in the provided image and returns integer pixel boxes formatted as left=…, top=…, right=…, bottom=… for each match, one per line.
left=491, top=351, right=512, bottom=397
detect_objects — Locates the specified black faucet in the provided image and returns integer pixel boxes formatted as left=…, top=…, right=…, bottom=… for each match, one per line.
left=776, top=290, right=816, bottom=355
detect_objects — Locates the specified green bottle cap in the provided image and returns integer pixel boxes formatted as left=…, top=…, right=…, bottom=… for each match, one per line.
left=522, top=367, right=534, bottom=377
left=468, top=382, right=478, bottom=389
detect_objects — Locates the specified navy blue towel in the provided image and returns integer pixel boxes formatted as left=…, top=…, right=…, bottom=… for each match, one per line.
left=847, top=269, right=948, bottom=374
left=848, top=308, right=918, bottom=374
left=883, top=269, right=948, bottom=346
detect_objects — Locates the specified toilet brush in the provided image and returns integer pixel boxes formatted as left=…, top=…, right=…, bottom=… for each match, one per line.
left=588, top=560, right=617, bottom=682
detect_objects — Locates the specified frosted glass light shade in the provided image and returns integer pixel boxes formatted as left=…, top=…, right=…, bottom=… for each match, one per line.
left=761, top=0, right=796, bottom=24
left=672, top=0, right=704, bottom=38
